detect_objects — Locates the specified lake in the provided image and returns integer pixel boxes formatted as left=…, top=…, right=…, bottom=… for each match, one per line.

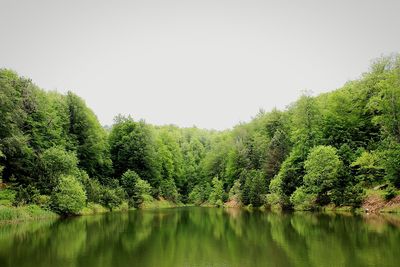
left=0, top=207, right=399, bottom=267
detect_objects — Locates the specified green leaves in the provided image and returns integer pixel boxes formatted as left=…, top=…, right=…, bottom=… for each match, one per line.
left=290, top=145, right=342, bottom=209
left=303, top=145, right=342, bottom=195
left=208, top=177, right=224, bottom=206
left=1, top=53, right=400, bottom=212
left=51, top=175, right=86, bottom=215
left=109, top=117, right=160, bottom=186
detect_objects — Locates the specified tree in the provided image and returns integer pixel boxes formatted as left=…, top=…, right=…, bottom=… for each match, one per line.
left=188, top=183, right=211, bottom=205
left=290, top=92, right=323, bottom=157
left=120, top=169, right=153, bottom=207
left=159, top=178, right=179, bottom=202
left=228, top=179, right=241, bottom=202
left=121, top=170, right=140, bottom=200
left=351, top=151, right=384, bottom=186
left=0, top=150, right=4, bottom=179
left=38, top=146, right=79, bottom=193
left=290, top=186, right=316, bottom=210
left=267, top=147, right=305, bottom=208
left=51, top=175, right=86, bottom=215
left=301, top=145, right=342, bottom=204
left=66, top=92, right=112, bottom=181
left=101, top=187, right=124, bottom=211
left=132, top=177, right=153, bottom=208
left=370, top=56, right=400, bottom=142
left=208, top=177, right=224, bottom=206
left=109, top=116, right=160, bottom=187
left=249, top=170, right=266, bottom=207
left=380, top=140, right=400, bottom=187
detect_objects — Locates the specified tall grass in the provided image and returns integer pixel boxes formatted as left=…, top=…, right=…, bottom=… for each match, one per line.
left=0, top=205, right=57, bottom=222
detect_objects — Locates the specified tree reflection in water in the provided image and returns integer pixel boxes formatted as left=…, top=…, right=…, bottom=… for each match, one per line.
left=0, top=208, right=399, bottom=267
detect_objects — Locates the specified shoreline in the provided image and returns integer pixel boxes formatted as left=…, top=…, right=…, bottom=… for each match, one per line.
left=1, top=194, right=399, bottom=225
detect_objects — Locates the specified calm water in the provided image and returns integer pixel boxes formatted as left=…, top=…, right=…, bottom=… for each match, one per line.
left=0, top=207, right=399, bottom=267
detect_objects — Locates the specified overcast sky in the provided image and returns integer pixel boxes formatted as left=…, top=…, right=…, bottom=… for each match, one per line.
left=1, top=0, right=399, bottom=130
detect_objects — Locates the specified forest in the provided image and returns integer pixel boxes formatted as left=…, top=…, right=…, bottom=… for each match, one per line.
left=0, top=54, right=399, bottom=217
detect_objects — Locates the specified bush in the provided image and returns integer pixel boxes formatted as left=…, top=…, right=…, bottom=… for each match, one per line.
left=51, top=175, right=86, bottom=215
left=290, top=186, right=316, bottom=210
left=188, top=183, right=211, bottom=205
left=121, top=170, right=154, bottom=207
left=121, top=170, right=141, bottom=198
left=0, top=189, right=16, bottom=206
left=351, top=151, right=384, bottom=186
left=101, top=187, right=123, bottom=211
left=215, top=199, right=224, bottom=207
left=39, top=146, right=79, bottom=192
left=267, top=148, right=304, bottom=207
left=132, top=178, right=153, bottom=207
left=382, top=142, right=400, bottom=188
left=14, top=185, right=40, bottom=206
left=241, top=170, right=266, bottom=207
left=188, top=185, right=203, bottom=205
left=331, top=183, right=365, bottom=207
left=228, top=180, right=241, bottom=201
left=84, top=178, right=104, bottom=203
left=250, top=171, right=266, bottom=207
left=384, top=185, right=398, bottom=200
left=303, top=146, right=342, bottom=195
left=34, top=194, right=51, bottom=209
left=208, top=177, right=224, bottom=205
left=159, top=178, right=179, bottom=202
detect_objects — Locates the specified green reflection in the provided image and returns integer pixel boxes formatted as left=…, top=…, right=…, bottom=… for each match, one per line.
left=0, top=208, right=399, bottom=267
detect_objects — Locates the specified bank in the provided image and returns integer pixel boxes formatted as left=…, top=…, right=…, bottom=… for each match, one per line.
left=0, top=198, right=184, bottom=224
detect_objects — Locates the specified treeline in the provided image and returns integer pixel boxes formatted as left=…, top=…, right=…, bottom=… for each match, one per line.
left=0, top=54, right=399, bottom=214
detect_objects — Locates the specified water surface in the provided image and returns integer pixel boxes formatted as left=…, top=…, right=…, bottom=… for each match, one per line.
left=0, top=207, right=399, bottom=267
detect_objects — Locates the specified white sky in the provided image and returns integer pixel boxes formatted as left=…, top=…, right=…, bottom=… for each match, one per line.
left=1, top=0, right=399, bottom=130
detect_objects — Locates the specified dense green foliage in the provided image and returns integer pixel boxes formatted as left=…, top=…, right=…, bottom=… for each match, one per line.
left=1, top=54, right=400, bottom=213
left=51, top=175, right=86, bottom=215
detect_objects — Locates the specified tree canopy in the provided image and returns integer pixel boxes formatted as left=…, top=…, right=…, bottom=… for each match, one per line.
left=1, top=54, right=400, bottom=213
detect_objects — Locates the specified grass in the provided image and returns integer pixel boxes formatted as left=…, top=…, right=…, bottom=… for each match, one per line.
left=381, top=206, right=400, bottom=213
left=80, top=201, right=131, bottom=215
left=140, top=198, right=180, bottom=209
left=322, top=204, right=355, bottom=212
left=0, top=205, right=58, bottom=223
left=0, top=189, right=16, bottom=206
left=79, top=203, right=110, bottom=215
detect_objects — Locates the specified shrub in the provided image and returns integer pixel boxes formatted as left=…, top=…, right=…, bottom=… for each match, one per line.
left=188, top=183, right=211, bottom=205
left=331, top=183, right=365, bottom=207
left=241, top=170, right=266, bottom=207
left=101, top=187, right=124, bottom=211
left=34, top=194, right=51, bottom=209
left=84, top=178, right=104, bottom=203
left=159, top=178, right=179, bottom=202
left=249, top=171, right=266, bottom=207
left=14, top=185, right=40, bottom=206
left=132, top=178, right=153, bottom=207
left=51, top=175, right=86, bottom=215
left=351, top=151, right=384, bottom=186
left=39, top=146, right=79, bottom=192
left=303, top=146, right=342, bottom=195
left=228, top=180, right=241, bottom=201
left=121, top=170, right=154, bottom=207
left=290, top=186, right=316, bottom=210
left=384, top=185, right=398, bottom=200
left=208, top=177, right=224, bottom=205
left=215, top=199, right=224, bottom=207
left=121, top=170, right=140, bottom=198
left=0, top=189, right=16, bottom=206
left=188, top=185, right=203, bottom=205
